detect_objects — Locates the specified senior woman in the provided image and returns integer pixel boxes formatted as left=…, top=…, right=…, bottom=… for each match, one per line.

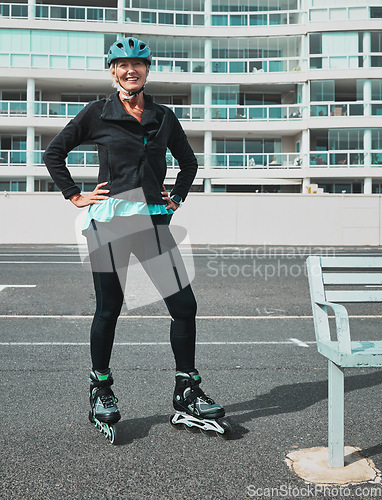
left=43, top=37, right=229, bottom=441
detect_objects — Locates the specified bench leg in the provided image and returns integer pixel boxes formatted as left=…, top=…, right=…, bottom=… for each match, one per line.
left=328, top=360, right=344, bottom=467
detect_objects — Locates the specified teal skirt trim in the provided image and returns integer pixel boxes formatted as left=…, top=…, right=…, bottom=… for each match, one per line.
left=82, top=198, right=174, bottom=231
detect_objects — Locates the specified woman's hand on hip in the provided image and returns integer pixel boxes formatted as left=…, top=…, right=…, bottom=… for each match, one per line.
left=161, top=184, right=180, bottom=211
left=69, top=182, right=110, bottom=208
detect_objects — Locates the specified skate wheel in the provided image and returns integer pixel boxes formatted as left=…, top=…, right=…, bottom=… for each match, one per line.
left=200, top=429, right=215, bottom=437
left=216, top=420, right=232, bottom=441
left=108, top=425, right=118, bottom=445
left=88, top=410, right=94, bottom=424
left=184, top=423, right=199, bottom=434
left=169, top=414, right=182, bottom=430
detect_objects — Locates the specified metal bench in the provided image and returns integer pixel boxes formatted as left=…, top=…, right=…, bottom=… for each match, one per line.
left=306, top=256, right=382, bottom=467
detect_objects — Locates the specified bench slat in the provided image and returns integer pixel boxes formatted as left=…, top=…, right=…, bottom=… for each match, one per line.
left=323, top=273, right=382, bottom=285
left=321, top=257, right=382, bottom=268
left=325, top=290, right=382, bottom=302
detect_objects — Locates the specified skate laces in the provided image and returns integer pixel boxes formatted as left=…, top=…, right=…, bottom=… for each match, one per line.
left=99, top=392, right=118, bottom=408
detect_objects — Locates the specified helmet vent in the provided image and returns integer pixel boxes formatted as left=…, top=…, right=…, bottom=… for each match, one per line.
left=140, top=44, right=145, bottom=50
left=129, top=39, right=135, bottom=49
left=116, top=43, right=123, bottom=49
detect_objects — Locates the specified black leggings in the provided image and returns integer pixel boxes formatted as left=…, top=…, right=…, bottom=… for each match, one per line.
left=86, top=215, right=197, bottom=373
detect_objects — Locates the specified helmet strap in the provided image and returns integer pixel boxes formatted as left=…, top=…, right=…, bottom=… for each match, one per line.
left=118, top=82, right=145, bottom=101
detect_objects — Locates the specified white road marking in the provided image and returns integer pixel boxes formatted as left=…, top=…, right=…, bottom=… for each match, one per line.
left=0, top=341, right=318, bottom=346
left=0, top=314, right=381, bottom=319
left=289, top=338, right=310, bottom=348
left=0, top=314, right=313, bottom=319
left=0, top=285, right=36, bottom=292
left=0, top=261, right=82, bottom=264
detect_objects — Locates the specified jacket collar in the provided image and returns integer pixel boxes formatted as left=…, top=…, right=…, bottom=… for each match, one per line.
left=101, top=92, right=159, bottom=127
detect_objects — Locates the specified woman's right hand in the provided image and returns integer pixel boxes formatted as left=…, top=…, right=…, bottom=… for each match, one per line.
left=69, top=182, right=110, bottom=208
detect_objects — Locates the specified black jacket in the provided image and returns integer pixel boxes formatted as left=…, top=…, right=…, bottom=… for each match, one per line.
left=43, top=93, right=198, bottom=203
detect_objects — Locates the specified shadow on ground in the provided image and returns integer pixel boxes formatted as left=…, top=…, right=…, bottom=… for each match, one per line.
left=113, top=370, right=382, bottom=448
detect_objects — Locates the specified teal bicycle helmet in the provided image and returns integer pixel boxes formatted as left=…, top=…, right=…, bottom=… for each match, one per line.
left=107, top=37, right=152, bottom=67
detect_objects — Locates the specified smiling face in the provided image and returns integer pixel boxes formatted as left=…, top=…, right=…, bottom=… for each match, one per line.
left=111, top=58, right=149, bottom=93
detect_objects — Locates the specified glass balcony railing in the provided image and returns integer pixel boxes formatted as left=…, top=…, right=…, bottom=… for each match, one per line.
left=310, top=102, right=364, bottom=117
left=0, top=53, right=304, bottom=73
left=166, top=153, right=204, bottom=168
left=0, top=2, right=303, bottom=27
left=0, top=101, right=27, bottom=116
left=0, top=53, right=105, bottom=71
left=309, top=53, right=377, bottom=71
left=0, top=101, right=305, bottom=122
left=211, top=153, right=301, bottom=169
left=371, top=150, right=382, bottom=166
left=0, top=101, right=88, bottom=117
left=208, top=104, right=303, bottom=121
left=211, top=9, right=302, bottom=27
left=210, top=57, right=302, bottom=73
left=0, top=150, right=304, bottom=169
left=0, top=150, right=99, bottom=167
left=310, top=151, right=365, bottom=167
left=309, top=5, right=370, bottom=23
left=0, top=150, right=27, bottom=165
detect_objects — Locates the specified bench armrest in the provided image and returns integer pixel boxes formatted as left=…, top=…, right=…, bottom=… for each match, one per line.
left=316, top=300, right=351, bottom=354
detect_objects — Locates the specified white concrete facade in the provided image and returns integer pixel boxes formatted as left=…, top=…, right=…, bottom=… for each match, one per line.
left=2, top=192, right=381, bottom=245
left=0, top=0, right=382, bottom=198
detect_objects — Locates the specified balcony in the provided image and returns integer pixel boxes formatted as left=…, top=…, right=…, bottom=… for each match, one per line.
left=309, top=53, right=382, bottom=70
left=169, top=104, right=304, bottom=121
left=310, top=102, right=364, bottom=118
left=0, top=150, right=99, bottom=167
left=309, top=4, right=372, bottom=23
left=0, top=150, right=302, bottom=170
left=211, top=153, right=301, bottom=169
left=0, top=101, right=305, bottom=122
left=309, top=151, right=365, bottom=167
left=0, top=101, right=88, bottom=118
left=0, top=2, right=303, bottom=27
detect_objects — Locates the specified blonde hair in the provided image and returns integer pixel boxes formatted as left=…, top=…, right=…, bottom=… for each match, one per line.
left=109, top=61, right=118, bottom=89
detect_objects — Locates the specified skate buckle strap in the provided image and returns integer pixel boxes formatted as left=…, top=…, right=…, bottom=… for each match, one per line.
left=89, top=373, right=114, bottom=388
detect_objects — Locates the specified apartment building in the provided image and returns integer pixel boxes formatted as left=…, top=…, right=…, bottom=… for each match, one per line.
left=0, top=0, right=381, bottom=195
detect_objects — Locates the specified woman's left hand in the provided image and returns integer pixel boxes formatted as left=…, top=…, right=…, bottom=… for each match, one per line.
left=161, top=184, right=180, bottom=211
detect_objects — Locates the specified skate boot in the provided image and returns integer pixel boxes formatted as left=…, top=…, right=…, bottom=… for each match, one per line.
left=88, top=368, right=120, bottom=444
left=169, top=371, right=232, bottom=440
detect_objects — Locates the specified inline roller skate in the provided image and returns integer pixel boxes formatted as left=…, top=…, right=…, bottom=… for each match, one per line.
left=169, top=370, right=232, bottom=440
left=88, top=368, right=120, bottom=444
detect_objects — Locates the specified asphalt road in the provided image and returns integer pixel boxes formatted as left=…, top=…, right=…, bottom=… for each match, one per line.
left=1, top=245, right=382, bottom=500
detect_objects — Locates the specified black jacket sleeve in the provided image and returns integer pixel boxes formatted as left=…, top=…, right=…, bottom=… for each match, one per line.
left=43, top=103, right=93, bottom=199
left=167, top=112, right=198, bottom=202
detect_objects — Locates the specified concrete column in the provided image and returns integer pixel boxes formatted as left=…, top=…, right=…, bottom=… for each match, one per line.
left=204, top=0, right=211, bottom=27
left=204, top=39, right=212, bottom=74
left=302, top=177, right=311, bottom=194
left=302, top=81, right=309, bottom=119
left=364, top=177, right=372, bottom=194
left=26, top=126, right=35, bottom=193
left=28, top=0, right=36, bottom=20
left=364, top=128, right=372, bottom=168
left=204, top=130, right=212, bottom=167
left=363, top=32, right=371, bottom=69
left=301, top=128, right=310, bottom=168
left=204, top=130, right=212, bottom=192
left=300, top=0, right=308, bottom=25
left=363, top=79, right=372, bottom=117
left=26, top=176, right=34, bottom=193
left=205, top=84, right=212, bottom=121
left=117, top=0, right=124, bottom=25
left=204, top=178, right=212, bottom=193
left=27, top=78, right=35, bottom=118
left=300, top=23, right=308, bottom=71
